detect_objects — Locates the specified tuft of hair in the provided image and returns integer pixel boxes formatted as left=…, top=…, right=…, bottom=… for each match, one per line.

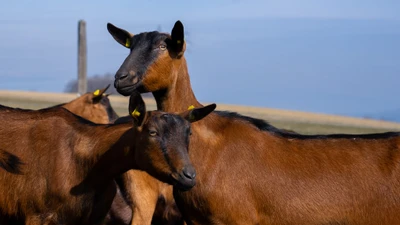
left=215, top=111, right=400, bottom=140
left=0, top=150, right=24, bottom=174
left=215, top=111, right=282, bottom=134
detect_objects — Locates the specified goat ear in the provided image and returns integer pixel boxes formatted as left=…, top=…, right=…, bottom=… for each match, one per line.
left=92, top=84, right=110, bottom=103
left=128, top=92, right=146, bottom=126
left=107, top=23, right=134, bottom=48
left=180, top=104, right=216, bottom=123
left=168, top=20, right=185, bottom=56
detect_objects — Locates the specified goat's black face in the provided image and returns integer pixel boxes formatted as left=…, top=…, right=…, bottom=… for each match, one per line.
left=114, top=31, right=170, bottom=96
left=135, top=111, right=196, bottom=191
left=107, top=21, right=186, bottom=96
left=127, top=91, right=216, bottom=191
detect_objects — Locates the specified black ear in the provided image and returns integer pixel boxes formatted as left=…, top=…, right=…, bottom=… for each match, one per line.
left=92, top=84, right=110, bottom=103
left=128, top=92, right=146, bottom=126
left=180, top=104, right=216, bottom=123
left=169, top=20, right=185, bottom=54
left=107, top=23, right=134, bottom=48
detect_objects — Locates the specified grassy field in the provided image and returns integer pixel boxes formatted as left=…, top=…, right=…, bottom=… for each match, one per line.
left=1, top=90, right=400, bottom=135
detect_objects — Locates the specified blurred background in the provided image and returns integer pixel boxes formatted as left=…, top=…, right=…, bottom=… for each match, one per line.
left=0, top=0, right=399, bottom=133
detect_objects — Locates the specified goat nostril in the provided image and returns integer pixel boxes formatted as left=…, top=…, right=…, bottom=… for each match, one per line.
left=182, top=169, right=196, bottom=180
left=118, top=74, right=128, bottom=80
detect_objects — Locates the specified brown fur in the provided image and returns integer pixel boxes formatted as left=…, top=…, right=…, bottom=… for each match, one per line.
left=0, top=86, right=126, bottom=224
left=0, top=93, right=214, bottom=225
left=110, top=21, right=400, bottom=225
left=61, top=86, right=132, bottom=225
left=0, top=89, right=123, bottom=224
left=61, top=85, right=119, bottom=124
left=126, top=170, right=183, bottom=225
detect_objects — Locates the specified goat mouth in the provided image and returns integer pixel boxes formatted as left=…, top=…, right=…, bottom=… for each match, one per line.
left=114, top=74, right=143, bottom=96
left=116, top=82, right=141, bottom=96
left=170, top=173, right=196, bottom=191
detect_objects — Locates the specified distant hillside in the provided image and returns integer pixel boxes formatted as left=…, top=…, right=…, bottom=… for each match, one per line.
left=367, top=109, right=400, bottom=123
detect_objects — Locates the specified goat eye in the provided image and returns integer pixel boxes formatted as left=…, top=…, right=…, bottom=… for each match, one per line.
left=159, top=44, right=167, bottom=50
left=149, top=130, right=158, bottom=136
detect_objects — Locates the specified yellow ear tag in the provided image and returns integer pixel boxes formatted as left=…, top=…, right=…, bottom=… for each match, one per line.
left=177, top=40, right=182, bottom=44
left=125, top=38, right=131, bottom=48
left=93, top=89, right=100, bottom=96
left=188, top=105, right=195, bottom=110
left=131, top=108, right=141, bottom=117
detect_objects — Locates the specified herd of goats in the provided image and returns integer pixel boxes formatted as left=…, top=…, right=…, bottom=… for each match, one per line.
left=1, top=20, right=400, bottom=225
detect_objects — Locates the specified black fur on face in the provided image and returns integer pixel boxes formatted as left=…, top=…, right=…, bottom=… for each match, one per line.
left=136, top=112, right=195, bottom=190
left=110, top=20, right=185, bottom=96
left=147, top=113, right=192, bottom=159
left=114, top=31, right=170, bottom=96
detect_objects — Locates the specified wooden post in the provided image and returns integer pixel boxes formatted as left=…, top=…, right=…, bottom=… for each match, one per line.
left=77, top=20, right=87, bottom=95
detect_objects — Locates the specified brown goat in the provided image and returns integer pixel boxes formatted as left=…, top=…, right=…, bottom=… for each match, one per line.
left=0, top=85, right=125, bottom=225
left=0, top=86, right=123, bottom=225
left=61, top=84, right=119, bottom=124
left=0, top=85, right=117, bottom=175
left=0, top=92, right=216, bottom=225
left=109, top=20, right=400, bottom=225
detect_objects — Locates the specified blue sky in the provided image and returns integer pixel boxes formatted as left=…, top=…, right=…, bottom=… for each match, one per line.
left=0, top=1, right=399, bottom=119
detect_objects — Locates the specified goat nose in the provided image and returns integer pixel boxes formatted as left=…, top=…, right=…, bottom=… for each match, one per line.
left=114, top=73, right=129, bottom=89
left=182, top=167, right=196, bottom=180
left=116, top=73, right=129, bottom=81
